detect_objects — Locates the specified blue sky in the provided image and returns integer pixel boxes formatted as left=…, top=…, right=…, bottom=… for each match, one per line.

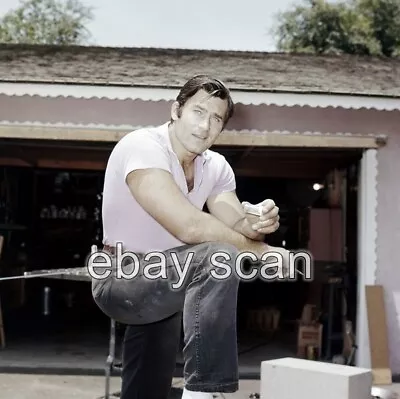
left=0, top=0, right=298, bottom=51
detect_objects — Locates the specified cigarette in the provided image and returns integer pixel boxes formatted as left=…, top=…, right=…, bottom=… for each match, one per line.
left=243, top=203, right=262, bottom=216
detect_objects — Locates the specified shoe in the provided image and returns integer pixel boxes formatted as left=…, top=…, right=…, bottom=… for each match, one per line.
left=181, top=387, right=213, bottom=399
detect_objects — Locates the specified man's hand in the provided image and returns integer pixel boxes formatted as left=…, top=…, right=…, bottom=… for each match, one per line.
left=251, top=242, right=291, bottom=279
left=205, top=191, right=280, bottom=241
left=242, top=199, right=280, bottom=235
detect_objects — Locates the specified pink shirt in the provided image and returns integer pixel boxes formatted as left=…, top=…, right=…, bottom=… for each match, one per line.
left=102, top=122, right=236, bottom=253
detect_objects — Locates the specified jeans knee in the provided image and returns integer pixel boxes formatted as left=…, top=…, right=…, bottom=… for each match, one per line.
left=203, top=241, right=240, bottom=260
left=200, top=242, right=241, bottom=282
left=91, top=279, right=113, bottom=316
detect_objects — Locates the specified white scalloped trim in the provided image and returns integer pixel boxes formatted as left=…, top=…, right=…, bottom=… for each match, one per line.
left=0, top=82, right=399, bottom=111
left=0, top=121, right=140, bottom=131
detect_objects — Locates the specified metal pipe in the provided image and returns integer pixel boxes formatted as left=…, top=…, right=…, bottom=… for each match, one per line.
left=0, top=266, right=303, bottom=280
left=0, top=270, right=66, bottom=281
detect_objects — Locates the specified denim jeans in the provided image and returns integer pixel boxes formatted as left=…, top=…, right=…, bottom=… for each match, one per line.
left=91, top=241, right=241, bottom=398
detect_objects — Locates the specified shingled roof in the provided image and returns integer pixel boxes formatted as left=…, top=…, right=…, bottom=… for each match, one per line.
left=1, top=43, right=400, bottom=97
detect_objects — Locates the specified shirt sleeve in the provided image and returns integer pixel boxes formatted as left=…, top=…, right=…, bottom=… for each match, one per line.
left=120, top=131, right=172, bottom=180
left=209, top=155, right=236, bottom=197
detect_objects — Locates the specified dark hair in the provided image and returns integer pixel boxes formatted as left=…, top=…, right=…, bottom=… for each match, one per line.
left=174, top=74, right=234, bottom=127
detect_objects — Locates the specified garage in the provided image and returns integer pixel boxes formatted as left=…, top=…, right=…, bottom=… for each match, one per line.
left=0, top=43, right=396, bottom=379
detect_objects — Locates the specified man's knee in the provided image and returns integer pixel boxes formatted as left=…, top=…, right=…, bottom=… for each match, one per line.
left=202, top=241, right=240, bottom=260
left=91, top=279, right=113, bottom=316
left=193, top=242, right=241, bottom=278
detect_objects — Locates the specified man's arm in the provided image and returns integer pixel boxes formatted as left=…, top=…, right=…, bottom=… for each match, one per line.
left=206, top=191, right=280, bottom=241
left=206, top=191, right=264, bottom=241
left=125, top=168, right=269, bottom=255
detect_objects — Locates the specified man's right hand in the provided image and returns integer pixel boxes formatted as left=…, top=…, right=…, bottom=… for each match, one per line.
left=251, top=242, right=291, bottom=278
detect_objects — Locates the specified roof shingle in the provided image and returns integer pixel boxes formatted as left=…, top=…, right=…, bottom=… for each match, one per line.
left=1, top=44, right=400, bottom=97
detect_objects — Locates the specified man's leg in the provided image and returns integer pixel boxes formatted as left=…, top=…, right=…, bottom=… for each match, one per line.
left=120, top=311, right=182, bottom=399
left=181, top=242, right=241, bottom=394
left=92, top=241, right=242, bottom=394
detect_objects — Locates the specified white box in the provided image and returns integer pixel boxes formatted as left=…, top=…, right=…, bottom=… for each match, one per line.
left=261, top=357, right=372, bottom=399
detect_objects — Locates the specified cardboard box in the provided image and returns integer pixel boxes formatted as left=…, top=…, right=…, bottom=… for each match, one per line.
left=297, top=323, right=323, bottom=358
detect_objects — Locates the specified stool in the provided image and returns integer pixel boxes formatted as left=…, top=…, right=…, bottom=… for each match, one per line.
left=0, top=296, right=5, bottom=349
left=90, top=243, right=123, bottom=399
left=104, top=318, right=122, bottom=399
left=0, top=235, right=5, bottom=349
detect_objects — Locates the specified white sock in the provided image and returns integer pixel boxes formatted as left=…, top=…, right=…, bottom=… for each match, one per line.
left=181, top=387, right=213, bottom=399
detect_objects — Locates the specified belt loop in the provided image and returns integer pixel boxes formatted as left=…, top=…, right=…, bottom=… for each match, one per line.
left=103, top=244, right=116, bottom=256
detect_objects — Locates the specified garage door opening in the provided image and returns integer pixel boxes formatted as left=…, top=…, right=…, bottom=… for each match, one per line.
left=0, top=139, right=363, bottom=376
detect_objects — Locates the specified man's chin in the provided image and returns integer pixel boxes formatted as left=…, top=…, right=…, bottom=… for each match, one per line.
left=187, top=146, right=206, bottom=156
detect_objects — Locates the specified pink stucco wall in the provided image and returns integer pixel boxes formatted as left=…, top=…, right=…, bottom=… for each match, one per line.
left=1, top=93, right=400, bottom=373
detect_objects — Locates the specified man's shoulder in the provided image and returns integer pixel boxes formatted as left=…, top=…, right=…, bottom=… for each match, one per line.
left=118, top=123, right=168, bottom=148
left=106, top=123, right=170, bottom=170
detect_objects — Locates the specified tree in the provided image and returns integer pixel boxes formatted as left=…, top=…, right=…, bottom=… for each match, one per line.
left=358, top=0, right=400, bottom=56
left=0, top=0, right=94, bottom=45
left=272, top=0, right=400, bottom=57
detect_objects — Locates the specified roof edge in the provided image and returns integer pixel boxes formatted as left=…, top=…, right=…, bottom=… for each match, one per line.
left=0, top=82, right=399, bottom=111
left=0, top=78, right=399, bottom=99
left=0, top=42, right=397, bottom=60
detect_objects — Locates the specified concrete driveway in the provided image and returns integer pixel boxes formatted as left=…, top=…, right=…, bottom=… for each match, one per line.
left=0, top=373, right=399, bottom=399
left=0, top=374, right=262, bottom=399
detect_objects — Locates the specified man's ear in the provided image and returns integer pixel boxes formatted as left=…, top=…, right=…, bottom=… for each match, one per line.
left=171, top=101, right=181, bottom=121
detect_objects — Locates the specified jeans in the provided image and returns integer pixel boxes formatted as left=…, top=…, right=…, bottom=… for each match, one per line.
left=91, top=241, right=241, bottom=398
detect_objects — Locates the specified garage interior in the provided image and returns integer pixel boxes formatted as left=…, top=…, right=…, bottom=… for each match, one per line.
left=0, top=136, right=362, bottom=376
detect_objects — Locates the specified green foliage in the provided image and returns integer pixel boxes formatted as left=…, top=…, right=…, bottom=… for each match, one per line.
left=0, top=0, right=94, bottom=45
left=358, top=0, right=400, bottom=56
left=272, top=0, right=400, bottom=56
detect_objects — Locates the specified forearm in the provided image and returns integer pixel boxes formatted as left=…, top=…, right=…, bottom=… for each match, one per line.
left=232, top=216, right=265, bottom=241
left=184, top=214, right=291, bottom=274
left=184, top=212, right=268, bottom=253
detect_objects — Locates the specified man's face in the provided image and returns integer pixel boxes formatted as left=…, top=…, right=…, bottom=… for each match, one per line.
left=171, top=89, right=228, bottom=155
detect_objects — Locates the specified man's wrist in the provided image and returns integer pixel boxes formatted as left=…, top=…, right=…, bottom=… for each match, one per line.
left=233, top=216, right=265, bottom=241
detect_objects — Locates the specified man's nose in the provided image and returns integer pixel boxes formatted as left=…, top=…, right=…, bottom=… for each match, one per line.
left=199, top=116, right=210, bottom=131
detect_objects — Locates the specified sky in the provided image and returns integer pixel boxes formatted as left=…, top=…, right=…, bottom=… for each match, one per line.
left=0, top=0, right=298, bottom=51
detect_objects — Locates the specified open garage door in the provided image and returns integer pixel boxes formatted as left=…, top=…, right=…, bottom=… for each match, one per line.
left=0, top=129, right=379, bottom=377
